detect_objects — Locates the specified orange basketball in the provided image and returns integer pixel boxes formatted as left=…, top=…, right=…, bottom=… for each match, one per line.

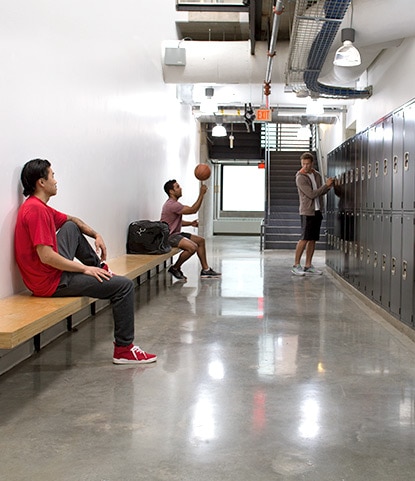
left=194, top=163, right=211, bottom=181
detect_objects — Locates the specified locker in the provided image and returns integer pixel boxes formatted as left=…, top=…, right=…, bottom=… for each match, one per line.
left=380, top=213, right=391, bottom=311
left=374, top=122, right=384, bottom=210
left=390, top=214, right=402, bottom=318
left=381, top=116, right=393, bottom=211
left=363, top=213, right=374, bottom=297
left=403, top=102, right=415, bottom=211
left=355, top=133, right=363, bottom=212
left=360, top=129, right=369, bottom=209
left=401, top=213, right=414, bottom=326
left=354, top=211, right=363, bottom=290
left=372, top=213, right=383, bottom=303
left=367, top=126, right=376, bottom=210
left=392, top=109, right=404, bottom=211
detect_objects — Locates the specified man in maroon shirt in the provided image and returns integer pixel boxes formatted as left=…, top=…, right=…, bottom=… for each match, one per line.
left=160, top=179, right=221, bottom=281
left=15, top=158, right=157, bottom=364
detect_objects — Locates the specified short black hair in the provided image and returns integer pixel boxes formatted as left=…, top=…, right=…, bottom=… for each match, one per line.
left=163, top=179, right=176, bottom=196
left=21, top=159, right=51, bottom=197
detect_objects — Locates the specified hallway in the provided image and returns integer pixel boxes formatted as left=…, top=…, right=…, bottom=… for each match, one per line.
left=1, top=236, right=415, bottom=481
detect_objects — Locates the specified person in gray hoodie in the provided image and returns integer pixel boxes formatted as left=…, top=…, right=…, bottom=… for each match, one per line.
left=291, top=152, right=334, bottom=276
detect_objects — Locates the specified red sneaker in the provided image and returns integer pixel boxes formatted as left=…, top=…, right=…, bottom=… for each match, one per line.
left=113, top=343, right=157, bottom=364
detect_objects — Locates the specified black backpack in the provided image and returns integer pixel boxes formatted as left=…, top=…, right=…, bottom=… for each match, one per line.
left=127, top=220, right=172, bottom=255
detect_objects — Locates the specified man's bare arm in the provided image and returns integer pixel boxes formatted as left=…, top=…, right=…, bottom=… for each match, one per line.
left=36, top=245, right=111, bottom=282
left=67, top=215, right=107, bottom=261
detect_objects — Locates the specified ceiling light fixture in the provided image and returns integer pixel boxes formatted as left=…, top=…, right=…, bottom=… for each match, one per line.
left=200, top=87, right=218, bottom=114
left=212, top=124, right=227, bottom=137
left=333, top=28, right=361, bottom=67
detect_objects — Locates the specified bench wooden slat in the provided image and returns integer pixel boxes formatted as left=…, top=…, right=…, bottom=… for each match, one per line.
left=108, top=249, right=179, bottom=280
left=0, top=248, right=179, bottom=350
left=0, top=294, right=94, bottom=349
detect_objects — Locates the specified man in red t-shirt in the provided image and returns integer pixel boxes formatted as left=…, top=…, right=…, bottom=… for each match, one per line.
left=160, top=179, right=221, bottom=281
left=15, top=158, right=157, bottom=365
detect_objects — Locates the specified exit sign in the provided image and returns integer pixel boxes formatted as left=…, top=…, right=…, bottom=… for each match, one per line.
left=256, top=108, right=272, bottom=122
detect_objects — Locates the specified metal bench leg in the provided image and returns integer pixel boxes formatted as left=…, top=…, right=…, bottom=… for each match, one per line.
left=34, top=334, right=41, bottom=352
left=67, top=315, right=78, bottom=332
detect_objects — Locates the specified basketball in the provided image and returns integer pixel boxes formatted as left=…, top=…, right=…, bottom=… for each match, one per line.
left=194, top=163, right=211, bottom=181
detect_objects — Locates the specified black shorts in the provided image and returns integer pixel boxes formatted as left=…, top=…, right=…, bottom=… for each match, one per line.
left=300, top=211, right=323, bottom=241
left=168, top=232, right=191, bottom=247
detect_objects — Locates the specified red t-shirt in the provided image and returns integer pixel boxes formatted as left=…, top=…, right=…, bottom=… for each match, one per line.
left=14, top=196, right=68, bottom=296
left=160, top=198, right=184, bottom=234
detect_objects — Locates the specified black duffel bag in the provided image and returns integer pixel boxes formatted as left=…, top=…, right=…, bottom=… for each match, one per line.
left=127, top=220, right=171, bottom=255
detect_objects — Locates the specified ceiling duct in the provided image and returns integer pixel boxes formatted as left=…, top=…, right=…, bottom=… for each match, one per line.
left=286, top=0, right=371, bottom=99
left=196, top=110, right=338, bottom=125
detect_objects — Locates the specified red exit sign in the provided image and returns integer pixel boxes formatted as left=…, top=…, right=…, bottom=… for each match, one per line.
left=256, top=108, right=272, bottom=122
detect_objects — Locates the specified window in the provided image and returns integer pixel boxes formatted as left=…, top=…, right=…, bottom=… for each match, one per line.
left=221, top=165, right=264, bottom=212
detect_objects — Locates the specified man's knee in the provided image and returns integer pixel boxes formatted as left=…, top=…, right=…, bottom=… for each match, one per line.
left=107, top=275, right=134, bottom=299
left=60, top=220, right=78, bottom=233
left=190, top=234, right=205, bottom=249
left=184, top=244, right=197, bottom=255
left=178, top=239, right=198, bottom=255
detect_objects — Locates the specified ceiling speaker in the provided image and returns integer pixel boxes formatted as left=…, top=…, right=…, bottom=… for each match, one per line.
left=164, top=48, right=186, bottom=66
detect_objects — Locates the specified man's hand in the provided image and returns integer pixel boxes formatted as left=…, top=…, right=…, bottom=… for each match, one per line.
left=326, top=177, right=335, bottom=188
left=190, top=220, right=199, bottom=228
left=200, top=184, right=208, bottom=195
left=95, top=234, right=107, bottom=261
left=83, top=265, right=113, bottom=282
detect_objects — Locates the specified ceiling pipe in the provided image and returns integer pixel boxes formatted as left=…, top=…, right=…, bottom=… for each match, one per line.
left=197, top=112, right=338, bottom=125
left=264, top=0, right=284, bottom=106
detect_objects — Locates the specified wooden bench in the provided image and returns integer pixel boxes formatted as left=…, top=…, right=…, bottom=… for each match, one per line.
left=0, top=249, right=179, bottom=351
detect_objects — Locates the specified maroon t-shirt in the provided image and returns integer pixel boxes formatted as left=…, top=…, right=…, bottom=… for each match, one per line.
left=160, top=198, right=184, bottom=234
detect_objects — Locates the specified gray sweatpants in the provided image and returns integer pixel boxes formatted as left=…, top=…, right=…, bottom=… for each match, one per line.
left=52, top=221, right=135, bottom=346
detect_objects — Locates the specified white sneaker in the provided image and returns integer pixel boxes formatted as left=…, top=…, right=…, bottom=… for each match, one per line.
left=303, top=265, right=323, bottom=275
left=291, top=265, right=305, bottom=276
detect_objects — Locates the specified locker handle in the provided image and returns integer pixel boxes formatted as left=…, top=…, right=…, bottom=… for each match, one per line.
left=402, top=260, right=407, bottom=281
left=354, top=243, right=358, bottom=258
left=393, top=155, right=398, bottom=174
left=368, top=163, right=372, bottom=179
left=367, top=248, right=371, bottom=265
left=360, top=246, right=364, bottom=261
left=375, top=160, right=380, bottom=177
left=382, top=254, right=386, bottom=271
left=355, top=167, right=359, bottom=182
left=361, top=165, right=365, bottom=180
left=391, top=257, right=396, bottom=276
left=374, top=251, right=378, bottom=268
left=404, top=152, right=409, bottom=171
left=383, top=158, right=388, bottom=176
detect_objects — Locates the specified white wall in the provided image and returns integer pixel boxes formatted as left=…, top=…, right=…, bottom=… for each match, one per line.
left=0, top=0, right=201, bottom=298
left=318, top=37, right=415, bottom=165
left=353, top=37, right=415, bottom=130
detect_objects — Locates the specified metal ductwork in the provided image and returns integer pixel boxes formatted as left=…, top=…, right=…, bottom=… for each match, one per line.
left=196, top=110, right=338, bottom=125
left=162, top=40, right=288, bottom=85
left=286, top=0, right=371, bottom=99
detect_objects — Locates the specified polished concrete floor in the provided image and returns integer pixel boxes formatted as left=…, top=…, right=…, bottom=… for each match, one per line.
left=1, top=236, right=415, bottom=481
